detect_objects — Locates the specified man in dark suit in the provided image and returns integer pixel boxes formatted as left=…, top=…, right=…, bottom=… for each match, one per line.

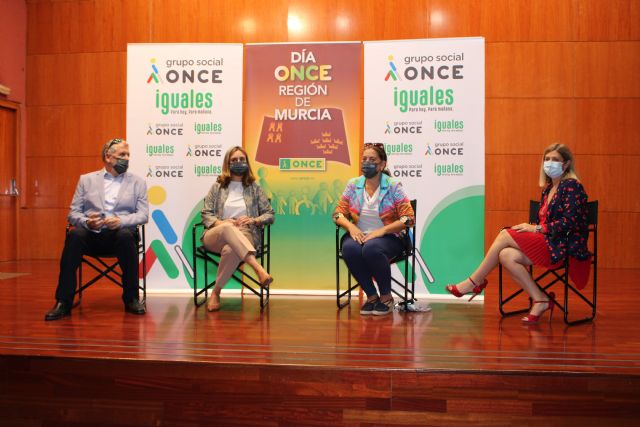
left=45, top=138, right=149, bottom=321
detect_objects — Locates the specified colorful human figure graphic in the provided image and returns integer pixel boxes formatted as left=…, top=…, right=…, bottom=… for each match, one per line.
left=274, top=192, right=287, bottom=215
left=312, top=182, right=333, bottom=215
left=385, top=54, right=402, bottom=81
left=331, top=179, right=344, bottom=208
left=296, top=186, right=317, bottom=215
left=147, top=58, right=163, bottom=84
left=257, top=167, right=273, bottom=199
left=385, top=122, right=392, bottom=134
left=287, top=191, right=299, bottom=215
left=140, top=185, right=193, bottom=280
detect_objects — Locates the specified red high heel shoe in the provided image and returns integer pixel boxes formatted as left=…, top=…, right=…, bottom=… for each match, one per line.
left=445, top=277, right=488, bottom=301
left=522, top=292, right=556, bottom=324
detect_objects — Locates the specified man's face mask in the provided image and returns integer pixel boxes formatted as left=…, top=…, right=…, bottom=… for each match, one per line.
left=113, top=158, right=129, bottom=175
left=361, top=162, right=378, bottom=179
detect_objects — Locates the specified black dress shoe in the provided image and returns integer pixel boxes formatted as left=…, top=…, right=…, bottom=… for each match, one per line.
left=44, top=301, right=71, bottom=321
left=124, top=299, right=146, bottom=315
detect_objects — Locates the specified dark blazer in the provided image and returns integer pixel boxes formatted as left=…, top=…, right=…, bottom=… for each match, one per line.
left=538, top=178, right=590, bottom=264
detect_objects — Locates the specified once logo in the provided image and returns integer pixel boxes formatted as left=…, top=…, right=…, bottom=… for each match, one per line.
left=148, top=166, right=184, bottom=178
left=392, top=168, right=422, bottom=178
left=279, top=158, right=326, bottom=171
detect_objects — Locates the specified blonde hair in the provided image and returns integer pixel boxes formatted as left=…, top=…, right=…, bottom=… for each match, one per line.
left=538, top=143, right=579, bottom=187
left=101, top=138, right=126, bottom=161
left=217, top=146, right=256, bottom=188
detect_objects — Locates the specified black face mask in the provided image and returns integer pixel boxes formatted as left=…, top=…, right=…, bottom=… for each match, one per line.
left=361, top=162, right=378, bottom=179
left=114, top=158, right=129, bottom=175
left=230, top=162, right=248, bottom=176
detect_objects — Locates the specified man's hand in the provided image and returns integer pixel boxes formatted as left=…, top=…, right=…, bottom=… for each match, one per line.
left=86, top=213, right=105, bottom=230
left=104, top=216, right=122, bottom=230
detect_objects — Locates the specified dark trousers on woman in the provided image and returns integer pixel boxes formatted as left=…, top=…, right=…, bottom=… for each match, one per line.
left=341, top=234, right=404, bottom=298
left=55, top=227, right=139, bottom=306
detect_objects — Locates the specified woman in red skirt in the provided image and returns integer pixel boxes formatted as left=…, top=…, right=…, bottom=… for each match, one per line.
left=446, top=143, right=591, bottom=324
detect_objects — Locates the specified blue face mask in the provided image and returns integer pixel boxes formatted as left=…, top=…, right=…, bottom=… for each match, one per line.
left=543, top=161, right=564, bottom=179
left=361, top=162, right=378, bottom=179
left=230, top=162, right=248, bottom=176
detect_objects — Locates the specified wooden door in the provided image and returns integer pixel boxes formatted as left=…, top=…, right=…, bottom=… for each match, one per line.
left=0, top=100, right=19, bottom=261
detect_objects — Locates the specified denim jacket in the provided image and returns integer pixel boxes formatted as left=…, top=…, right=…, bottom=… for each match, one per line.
left=201, top=181, right=274, bottom=249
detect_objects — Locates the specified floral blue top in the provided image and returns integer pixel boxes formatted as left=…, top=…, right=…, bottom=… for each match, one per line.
left=538, top=178, right=590, bottom=264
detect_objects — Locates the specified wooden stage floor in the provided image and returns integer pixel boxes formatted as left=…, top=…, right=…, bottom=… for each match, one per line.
left=1, top=260, right=640, bottom=426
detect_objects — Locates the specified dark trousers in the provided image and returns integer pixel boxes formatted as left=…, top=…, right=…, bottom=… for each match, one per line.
left=341, top=234, right=404, bottom=298
left=55, top=227, right=139, bottom=306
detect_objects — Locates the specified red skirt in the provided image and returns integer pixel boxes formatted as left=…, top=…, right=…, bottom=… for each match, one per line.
left=506, top=229, right=591, bottom=289
left=507, top=229, right=557, bottom=268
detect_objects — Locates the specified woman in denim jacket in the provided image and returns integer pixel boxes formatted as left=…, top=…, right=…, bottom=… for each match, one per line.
left=201, top=146, right=275, bottom=311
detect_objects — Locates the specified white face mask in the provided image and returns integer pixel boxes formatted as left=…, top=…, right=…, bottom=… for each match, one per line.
left=543, top=161, right=564, bottom=179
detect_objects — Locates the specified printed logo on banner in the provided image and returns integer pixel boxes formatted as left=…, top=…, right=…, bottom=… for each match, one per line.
left=279, top=158, right=326, bottom=172
left=391, top=164, right=423, bottom=178
left=146, top=165, right=184, bottom=178
left=384, top=142, right=413, bottom=156
left=384, top=55, right=402, bottom=81
left=384, top=53, right=467, bottom=113
left=147, top=58, right=163, bottom=84
left=385, top=53, right=465, bottom=82
left=150, top=56, right=227, bottom=115
left=147, top=123, right=184, bottom=136
left=146, top=144, right=175, bottom=157
left=433, top=163, right=464, bottom=176
left=194, top=163, right=223, bottom=177
left=425, top=142, right=464, bottom=156
left=434, top=119, right=464, bottom=132
left=142, top=185, right=184, bottom=281
left=194, top=122, right=223, bottom=135
left=384, top=120, right=423, bottom=135
left=393, top=87, right=454, bottom=113
left=255, top=110, right=350, bottom=166
left=186, top=144, right=223, bottom=157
